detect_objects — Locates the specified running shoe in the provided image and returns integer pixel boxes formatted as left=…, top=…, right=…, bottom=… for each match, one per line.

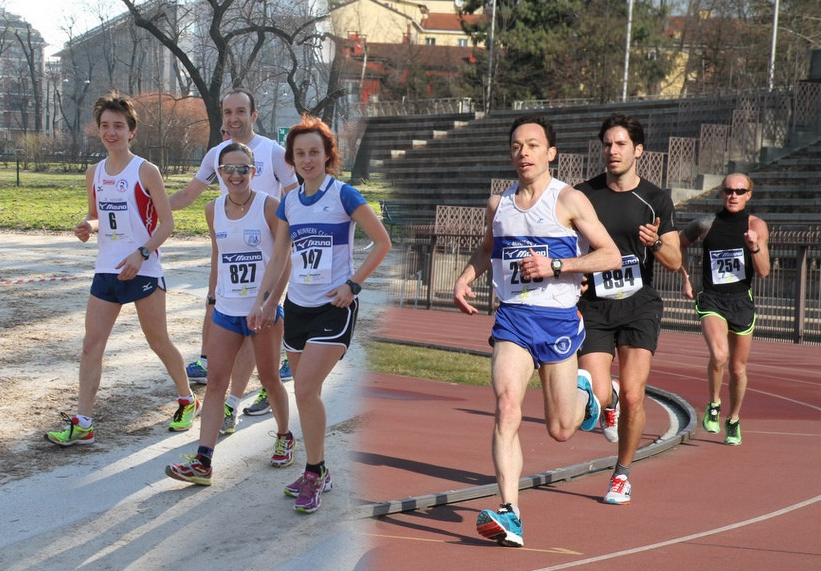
left=186, top=360, right=207, bottom=384
left=577, top=369, right=601, bottom=432
left=270, top=431, right=296, bottom=467
left=476, top=504, right=523, bottom=547
left=165, top=454, right=212, bottom=486
left=168, top=396, right=202, bottom=431
left=243, top=388, right=271, bottom=416
left=600, top=378, right=621, bottom=443
left=279, top=358, right=293, bottom=381
left=294, top=469, right=328, bottom=513
left=44, top=412, right=95, bottom=447
left=284, top=468, right=333, bottom=497
left=703, top=401, right=721, bottom=433
left=603, top=474, right=631, bottom=505
left=220, top=404, right=237, bottom=435
left=724, top=419, right=742, bottom=446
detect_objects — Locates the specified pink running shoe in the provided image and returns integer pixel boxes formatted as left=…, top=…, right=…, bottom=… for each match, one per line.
left=293, top=470, right=330, bottom=513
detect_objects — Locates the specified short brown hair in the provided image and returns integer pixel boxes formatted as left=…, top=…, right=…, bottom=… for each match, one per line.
left=284, top=114, right=343, bottom=176
left=93, top=92, right=138, bottom=132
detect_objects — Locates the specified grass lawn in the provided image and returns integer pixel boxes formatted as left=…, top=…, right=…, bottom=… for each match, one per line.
left=0, top=167, right=390, bottom=237
left=1, top=166, right=497, bottom=384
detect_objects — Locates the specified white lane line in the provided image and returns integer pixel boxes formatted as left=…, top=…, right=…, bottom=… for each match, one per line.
left=532, top=493, right=821, bottom=570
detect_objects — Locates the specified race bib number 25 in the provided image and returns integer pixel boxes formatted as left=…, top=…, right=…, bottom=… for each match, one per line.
left=501, top=244, right=546, bottom=299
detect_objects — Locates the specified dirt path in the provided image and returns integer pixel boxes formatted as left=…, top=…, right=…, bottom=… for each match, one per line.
left=0, top=230, right=390, bottom=569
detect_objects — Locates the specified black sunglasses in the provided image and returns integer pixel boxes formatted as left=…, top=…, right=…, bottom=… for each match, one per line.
left=722, top=187, right=749, bottom=196
left=219, top=164, right=253, bottom=175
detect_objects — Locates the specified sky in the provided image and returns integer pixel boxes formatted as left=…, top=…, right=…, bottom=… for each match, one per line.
left=4, top=0, right=123, bottom=57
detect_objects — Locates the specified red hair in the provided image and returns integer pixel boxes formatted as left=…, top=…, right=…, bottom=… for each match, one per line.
left=284, top=114, right=343, bottom=176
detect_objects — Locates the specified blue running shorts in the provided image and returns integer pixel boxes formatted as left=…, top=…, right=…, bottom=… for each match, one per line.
left=90, top=273, right=165, bottom=304
left=491, top=303, right=585, bottom=368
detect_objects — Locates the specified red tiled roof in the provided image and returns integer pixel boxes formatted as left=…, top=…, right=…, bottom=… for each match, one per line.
left=421, top=12, right=486, bottom=32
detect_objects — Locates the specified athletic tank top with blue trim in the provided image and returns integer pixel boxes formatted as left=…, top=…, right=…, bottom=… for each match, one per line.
left=491, top=179, right=585, bottom=308
left=277, top=174, right=367, bottom=307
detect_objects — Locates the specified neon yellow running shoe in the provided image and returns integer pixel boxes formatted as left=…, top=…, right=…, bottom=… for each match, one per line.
left=724, top=419, right=742, bottom=446
left=703, top=401, right=721, bottom=433
left=168, top=396, right=202, bottom=431
left=45, top=412, right=95, bottom=447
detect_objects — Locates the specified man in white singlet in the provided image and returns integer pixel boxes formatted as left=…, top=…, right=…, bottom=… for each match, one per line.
left=453, top=115, right=621, bottom=548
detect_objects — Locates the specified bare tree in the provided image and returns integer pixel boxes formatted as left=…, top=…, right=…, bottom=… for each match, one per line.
left=13, top=23, right=44, bottom=133
left=120, top=0, right=345, bottom=147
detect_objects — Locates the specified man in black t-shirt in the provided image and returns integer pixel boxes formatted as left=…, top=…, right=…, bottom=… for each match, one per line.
left=575, top=114, right=682, bottom=505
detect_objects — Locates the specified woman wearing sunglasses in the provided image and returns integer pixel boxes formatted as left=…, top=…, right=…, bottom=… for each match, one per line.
left=679, top=173, right=771, bottom=446
left=248, top=115, right=391, bottom=513
left=166, top=142, right=293, bottom=485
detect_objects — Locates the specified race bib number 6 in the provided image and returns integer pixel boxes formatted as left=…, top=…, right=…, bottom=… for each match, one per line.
left=593, top=254, right=642, bottom=299
left=292, top=235, right=333, bottom=284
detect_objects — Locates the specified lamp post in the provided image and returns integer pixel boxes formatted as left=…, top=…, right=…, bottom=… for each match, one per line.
left=485, top=0, right=497, bottom=114
left=768, top=0, right=780, bottom=91
left=621, top=0, right=635, bottom=102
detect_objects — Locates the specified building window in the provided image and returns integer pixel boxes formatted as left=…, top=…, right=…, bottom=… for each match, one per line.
left=425, top=38, right=435, bottom=46
left=457, top=39, right=468, bottom=47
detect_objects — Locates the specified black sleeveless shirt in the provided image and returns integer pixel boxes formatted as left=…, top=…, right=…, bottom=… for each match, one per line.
left=701, top=209, right=753, bottom=294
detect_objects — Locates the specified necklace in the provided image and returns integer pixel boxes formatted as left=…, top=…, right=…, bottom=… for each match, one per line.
left=227, top=191, right=253, bottom=210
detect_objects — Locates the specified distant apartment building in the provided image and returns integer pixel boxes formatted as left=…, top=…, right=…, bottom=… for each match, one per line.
left=329, top=0, right=485, bottom=108
left=0, top=9, right=46, bottom=145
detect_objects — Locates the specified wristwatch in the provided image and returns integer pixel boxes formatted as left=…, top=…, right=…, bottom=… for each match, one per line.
left=346, top=279, right=362, bottom=295
left=651, top=238, right=664, bottom=252
left=138, top=246, right=151, bottom=260
left=206, top=295, right=216, bottom=305
left=551, top=258, right=563, bottom=279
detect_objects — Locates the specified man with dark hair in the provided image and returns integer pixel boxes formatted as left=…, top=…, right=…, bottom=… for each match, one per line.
left=575, top=113, right=682, bottom=505
left=169, top=89, right=298, bottom=441
left=454, top=115, right=620, bottom=547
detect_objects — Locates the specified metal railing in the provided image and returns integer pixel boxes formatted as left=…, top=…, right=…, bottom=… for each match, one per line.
left=388, top=226, right=821, bottom=345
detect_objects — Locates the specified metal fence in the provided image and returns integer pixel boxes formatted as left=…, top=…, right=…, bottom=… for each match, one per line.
left=387, top=226, right=821, bottom=345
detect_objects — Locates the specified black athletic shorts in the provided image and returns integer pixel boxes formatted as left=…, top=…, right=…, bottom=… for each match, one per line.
left=577, top=286, right=663, bottom=356
left=282, top=296, right=359, bottom=354
left=695, top=289, right=756, bottom=335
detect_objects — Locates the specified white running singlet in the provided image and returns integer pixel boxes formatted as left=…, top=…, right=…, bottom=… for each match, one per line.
left=93, top=155, right=163, bottom=278
left=213, top=192, right=274, bottom=317
left=278, top=174, right=367, bottom=307
left=490, top=179, right=585, bottom=309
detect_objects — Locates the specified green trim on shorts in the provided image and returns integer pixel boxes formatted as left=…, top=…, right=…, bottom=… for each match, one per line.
left=696, top=307, right=756, bottom=335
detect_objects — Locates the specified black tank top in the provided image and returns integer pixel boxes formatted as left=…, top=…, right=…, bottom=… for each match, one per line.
left=701, top=209, right=753, bottom=294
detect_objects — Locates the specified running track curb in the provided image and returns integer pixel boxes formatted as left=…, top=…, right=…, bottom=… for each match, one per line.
left=352, top=384, right=697, bottom=519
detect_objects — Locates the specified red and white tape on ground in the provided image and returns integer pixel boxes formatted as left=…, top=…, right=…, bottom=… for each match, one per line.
left=1, top=274, right=88, bottom=285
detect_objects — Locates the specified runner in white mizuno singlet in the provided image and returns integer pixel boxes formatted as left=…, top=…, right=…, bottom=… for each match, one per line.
left=92, top=155, right=164, bottom=278
left=491, top=178, right=587, bottom=309
left=212, top=192, right=274, bottom=316
left=248, top=115, right=391, bottom=513
left=277, top=174, right=365, bottom=308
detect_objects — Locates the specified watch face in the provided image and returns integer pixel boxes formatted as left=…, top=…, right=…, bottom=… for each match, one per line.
left=552, top=259, right=562, bottom=270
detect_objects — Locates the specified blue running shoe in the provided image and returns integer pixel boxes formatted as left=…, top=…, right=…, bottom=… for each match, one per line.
left=578, top=369, right=600, bottom=432
left=186, top=360, right=207, bottom=384
left=476, top=504, right=523, bottom=547
left=279, top=358, right=293, bottom=381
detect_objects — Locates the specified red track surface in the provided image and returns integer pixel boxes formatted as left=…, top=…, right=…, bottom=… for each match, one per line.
left=355, top=307, right=821, bottom=570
